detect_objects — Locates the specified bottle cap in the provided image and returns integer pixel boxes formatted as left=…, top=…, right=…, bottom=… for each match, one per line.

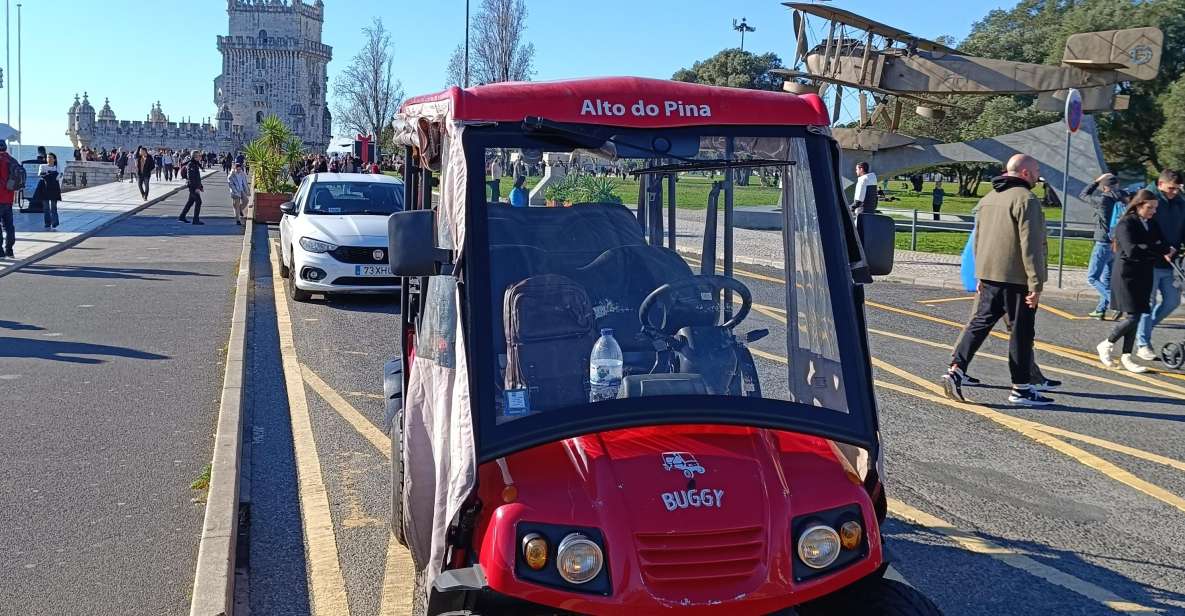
left=600, top=328, right=614, bottom=336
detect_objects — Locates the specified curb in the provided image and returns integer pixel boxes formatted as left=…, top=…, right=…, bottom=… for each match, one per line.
left=190, top=206, right=254, bottom=616
left=0, top=171, right=219, bottom=280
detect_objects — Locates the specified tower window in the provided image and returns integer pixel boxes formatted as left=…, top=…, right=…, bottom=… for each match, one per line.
left=257, top=57, right=265, bottom=70
left=256, top=111, right=264, bottom=123
left=259, top=30, right=267, bottom=42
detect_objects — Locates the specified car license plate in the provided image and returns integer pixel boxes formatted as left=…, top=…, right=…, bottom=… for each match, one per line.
left=355, top=265, right=392, bottom=276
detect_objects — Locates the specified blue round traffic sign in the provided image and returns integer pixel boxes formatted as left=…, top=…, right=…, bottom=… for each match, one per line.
left=1065, top=88, right=1083, bottom=133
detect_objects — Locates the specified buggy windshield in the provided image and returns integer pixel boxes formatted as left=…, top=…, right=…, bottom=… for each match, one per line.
left=416, top=124, right=877, bottom=457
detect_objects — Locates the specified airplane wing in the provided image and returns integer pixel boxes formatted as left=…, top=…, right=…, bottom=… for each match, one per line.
left=773, top=69, right=955, bottom=108
left=783, top=2, right=959, bottom=55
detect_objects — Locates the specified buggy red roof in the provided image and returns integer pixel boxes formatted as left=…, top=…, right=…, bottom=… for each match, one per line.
left=400, top=76, right=829, bottom=128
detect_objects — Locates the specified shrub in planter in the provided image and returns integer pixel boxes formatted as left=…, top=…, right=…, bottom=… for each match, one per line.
left=245, top=115, right=304, bottom=223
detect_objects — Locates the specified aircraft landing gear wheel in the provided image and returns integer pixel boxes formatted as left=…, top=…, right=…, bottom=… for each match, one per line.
left=798, top=576, right=943, bottom=616
left=1162, top=342, right=1185, bottom=370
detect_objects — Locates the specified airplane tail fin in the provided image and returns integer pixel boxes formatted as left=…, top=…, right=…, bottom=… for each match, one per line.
left=1062, top=27, right=1162, bottom=81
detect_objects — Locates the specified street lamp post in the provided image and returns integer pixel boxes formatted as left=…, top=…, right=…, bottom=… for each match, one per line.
left=732, top=17, right=755, bottom=52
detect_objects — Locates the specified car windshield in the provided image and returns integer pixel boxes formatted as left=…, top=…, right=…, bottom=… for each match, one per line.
left=449, top=127, right=863, bottom=434
left=305, top=181, right=404, bottom=215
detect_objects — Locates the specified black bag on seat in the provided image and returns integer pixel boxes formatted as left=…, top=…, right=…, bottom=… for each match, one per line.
left=503, top=274, right=597, bottom=412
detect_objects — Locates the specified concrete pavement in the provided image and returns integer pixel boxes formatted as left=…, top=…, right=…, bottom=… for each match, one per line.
left=0, top=176, right=245, bottom=616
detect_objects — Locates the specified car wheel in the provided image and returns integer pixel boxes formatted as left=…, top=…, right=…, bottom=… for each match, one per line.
left=279, top=246, right=291, bottom=279
left=390, top=407, right=408, bottom=548
left=798, top=575, right=943, bottom=616
left=286, top=265, right=312, bottom=302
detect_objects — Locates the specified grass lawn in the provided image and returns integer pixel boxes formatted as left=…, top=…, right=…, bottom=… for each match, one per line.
left=491, top=175, right=781, bottom=209
left=895, top=230, right=1092, bottom=268
left=878, top=180, right=1062, bottom=221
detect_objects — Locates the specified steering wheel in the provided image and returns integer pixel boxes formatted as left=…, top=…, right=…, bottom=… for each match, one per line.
left=638, top=274, right=752, bottom=334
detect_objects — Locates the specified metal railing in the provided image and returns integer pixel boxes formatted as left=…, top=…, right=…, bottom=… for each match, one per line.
left=878, top=206, right=1093, bottom=251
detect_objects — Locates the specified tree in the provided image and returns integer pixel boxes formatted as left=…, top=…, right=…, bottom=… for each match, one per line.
left=1154, top=74, right=1185, bottom=170
left=333, top=18, right=403, bottom=150
left=671, top=49, right=784, bottom=91
left=446, top=0, right=535, bottom=86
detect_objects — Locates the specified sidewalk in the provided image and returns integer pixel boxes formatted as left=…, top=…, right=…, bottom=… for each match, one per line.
left=0, top=173, right=213, bottom=276
left=883, top=249, right=1096, bottom=300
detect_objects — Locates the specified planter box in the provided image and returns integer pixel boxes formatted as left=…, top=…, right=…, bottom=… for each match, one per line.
left=253, top=191, right=292, bottom=224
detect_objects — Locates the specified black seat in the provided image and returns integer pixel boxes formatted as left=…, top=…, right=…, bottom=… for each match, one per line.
left=573, top=244, right=696, bottom=370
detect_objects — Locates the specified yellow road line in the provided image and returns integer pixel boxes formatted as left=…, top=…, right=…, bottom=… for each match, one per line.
left=752, top=303, right=1185, bottom=474
left=866, top=326, right=1185, bottom=403
left=301, top=365, right=389, bottom=456
left=887, top=499, right=1157, bottom=613
left=916, top=295, right=975, bottom=305
left=864, top=299, right=1185, bottom=398
left=1038, top=303, right=1090, bottom=321
left=269, top=243, right=352, bottom=616
left=299, top=349, right=415, bottom=616
left=873, top=365, right=1185, bottom=515
left=748, top=343, right=1162, bottom=611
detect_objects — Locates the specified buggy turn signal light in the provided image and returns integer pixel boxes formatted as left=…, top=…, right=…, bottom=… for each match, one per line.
left=522, top=533, right=549, bottom=570
left=839, top=520, right=863, bottom=550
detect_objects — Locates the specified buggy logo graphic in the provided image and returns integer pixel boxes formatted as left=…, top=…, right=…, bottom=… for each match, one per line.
left=1130, top=45, right=1153, bottom=66
left=662, top=452, right=706, bottom=478
left=372, top=249, right=385, bottom=261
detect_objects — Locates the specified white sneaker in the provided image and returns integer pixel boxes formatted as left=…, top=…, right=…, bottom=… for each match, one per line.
left=1096, top=340, right=1114, bottom=367
left=1121, top=354, right=1148, bottom=373
left=1136, top=346, right=1157, bottom=361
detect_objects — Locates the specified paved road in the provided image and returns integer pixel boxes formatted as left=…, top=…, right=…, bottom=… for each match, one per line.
left=0, top=181, right=244, bottom=615
left=246, top=230, right=1185, bottom=615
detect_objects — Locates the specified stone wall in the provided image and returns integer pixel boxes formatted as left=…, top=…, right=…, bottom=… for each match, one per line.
left=60, top=161, right=120, bottom=193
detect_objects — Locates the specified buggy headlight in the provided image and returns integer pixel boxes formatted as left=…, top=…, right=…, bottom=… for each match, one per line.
left=797, top=525, right=841, bottom=569
left=299, top=236, right=337, bottom=253
left=556, top=533, right=603, bottom=584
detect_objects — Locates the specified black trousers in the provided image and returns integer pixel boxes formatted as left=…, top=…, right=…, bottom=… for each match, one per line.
left=164, top=164, right=174, bottom=181
left=0, top=203, right=14, bottom=251
left=1108, top=312, right=1143, bottom=354
left=180, top=188, right=202, bottom=221
left=137, top=174, right=151, bottom=198
left=951, top=280, right=1037, bottom=386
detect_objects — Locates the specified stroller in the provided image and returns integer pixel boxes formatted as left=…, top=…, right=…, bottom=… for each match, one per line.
left=1159, top=257, right=1185, bottom=369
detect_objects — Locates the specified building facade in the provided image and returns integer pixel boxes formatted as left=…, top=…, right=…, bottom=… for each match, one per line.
left=67, top=0, right=333, bottom=153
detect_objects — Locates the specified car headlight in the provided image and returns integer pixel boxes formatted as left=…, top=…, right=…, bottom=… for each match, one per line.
left=797, top=524, right=841, bottom=569
left=556, top=533, right=603, bottom=584
left=299, top=237, right=337, bottom=253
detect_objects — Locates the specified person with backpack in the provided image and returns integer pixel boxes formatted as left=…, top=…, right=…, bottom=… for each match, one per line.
left=1097, top=190, right=1175, bottom=373
left=178, top=152, right=204, bottom=225
left=0, top=141, right=20, bottom=257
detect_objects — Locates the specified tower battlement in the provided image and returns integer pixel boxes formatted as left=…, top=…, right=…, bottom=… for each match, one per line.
left=227, top=0, right=324, bottom=21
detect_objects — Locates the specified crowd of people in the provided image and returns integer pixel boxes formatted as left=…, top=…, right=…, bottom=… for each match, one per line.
left=935, top=151, right=1185, bottom=406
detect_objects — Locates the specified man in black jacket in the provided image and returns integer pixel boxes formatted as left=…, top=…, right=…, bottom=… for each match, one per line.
left=178, top=152, right=205, bottom=225
left=1135, top=169, right=1185, bottom=359
left=1080, top=172, right=1128, bottom=318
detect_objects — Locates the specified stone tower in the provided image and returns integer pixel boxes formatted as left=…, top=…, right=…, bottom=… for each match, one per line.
left=214, top=0, right=333, bottom=151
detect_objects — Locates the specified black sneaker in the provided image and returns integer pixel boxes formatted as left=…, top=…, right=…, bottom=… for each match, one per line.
left=942, top=369, right=966, bottom=402
left=963, top=374, right=982, bottom=385
left=193, top=220, right=205, bottom=225
left=1032, top=378, right=1062, bottom=391
left=1008, top=387, right=1053, bottom=406
left=178, top=217, right=189, bottom=223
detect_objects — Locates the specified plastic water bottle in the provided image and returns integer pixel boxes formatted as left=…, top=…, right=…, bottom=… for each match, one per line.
left=589, top=328, right=623, bottom=402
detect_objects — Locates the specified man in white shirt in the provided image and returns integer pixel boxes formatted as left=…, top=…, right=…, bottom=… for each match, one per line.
left=852, top=161, right=878, bottom=215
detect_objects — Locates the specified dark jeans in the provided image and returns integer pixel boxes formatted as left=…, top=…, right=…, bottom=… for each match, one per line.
left=487, top=179, right=501, bottom=203
left=43, top=200, right=59, bottom=227
left=951, top=280, right=1037, bottom=386
left=0, top=203, right=13, bottom=251
left=180, top=189, right=202, bottom=221
left=138, top=175, right=151, bottom=198
left=1108, top=312, right=1143, bottom=354
left=164, top=164, right=174, bottom=181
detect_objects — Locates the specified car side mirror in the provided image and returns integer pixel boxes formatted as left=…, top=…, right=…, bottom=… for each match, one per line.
left=279, top=201, right=296, bottom=215
left=856, top=212, right=895, bottom=276
left=388, top=210, right=449, bottom=276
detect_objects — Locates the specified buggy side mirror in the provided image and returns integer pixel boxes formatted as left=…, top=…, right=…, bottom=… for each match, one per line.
left=388, top=209, right=449, bottom=276
left=856, top=212, right=895, bottom=276
left=279, top=201, right=296, bottom=215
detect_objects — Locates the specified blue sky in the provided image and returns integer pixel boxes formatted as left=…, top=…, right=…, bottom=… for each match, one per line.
left=5, top=0, right=1003, bottom=148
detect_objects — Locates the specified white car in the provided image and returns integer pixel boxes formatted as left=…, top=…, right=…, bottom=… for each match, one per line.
left=278, top=173, right=404, bottom=301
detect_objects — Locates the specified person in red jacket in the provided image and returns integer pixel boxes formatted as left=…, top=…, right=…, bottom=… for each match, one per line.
left=0, top=140, right=16, bottom=257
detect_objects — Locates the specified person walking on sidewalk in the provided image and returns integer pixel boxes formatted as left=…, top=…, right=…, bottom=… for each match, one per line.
left=135, top=146, right=155, bottom=201
left=942, top=154, right=1051, bottom=406
left=1081, top=172, right=1129, bottom=319
left=179, top=153, right=205, bottom=225
left=115, top=149, right=128, bottom=182
left=0, top=141, right=17, bottom=257
left=34, top=152, right=62, bottom=229
left=227, top=162, right=249, bottom=226
left=162, top=150, right=175, bottom=181
left=1133, top=169, right=1185, bottom=360
left=1098, top=190, right=1175, bottom=373
left=153, top=149, right=163, bottom=181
